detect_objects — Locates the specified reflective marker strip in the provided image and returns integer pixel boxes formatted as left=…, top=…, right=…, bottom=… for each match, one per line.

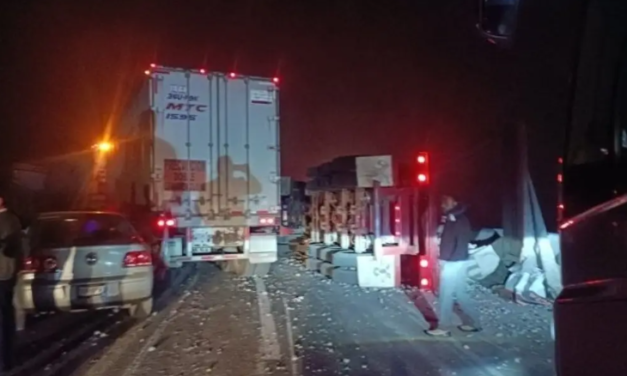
left=171, top=254, right=247, bottom=262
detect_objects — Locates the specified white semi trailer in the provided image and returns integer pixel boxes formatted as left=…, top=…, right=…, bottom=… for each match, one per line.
left=108, top=66, right=281, bottom=276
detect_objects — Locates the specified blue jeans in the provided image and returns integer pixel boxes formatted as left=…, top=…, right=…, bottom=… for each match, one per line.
left=437, top=260, right=481, bottom=328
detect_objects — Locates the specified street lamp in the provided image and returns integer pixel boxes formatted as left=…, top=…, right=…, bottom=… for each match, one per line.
left=93, top=141, right=114, bottom=152
left=90, top=141, right=114, bottom=210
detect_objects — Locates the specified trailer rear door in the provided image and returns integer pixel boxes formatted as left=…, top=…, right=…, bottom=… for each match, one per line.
left=150, top=70, right=279, bottom=225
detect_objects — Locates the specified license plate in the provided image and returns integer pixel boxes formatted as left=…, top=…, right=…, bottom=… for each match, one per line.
left=192, top=244, right=212, bottom=254
left=78, top=285, right=105, bottom=297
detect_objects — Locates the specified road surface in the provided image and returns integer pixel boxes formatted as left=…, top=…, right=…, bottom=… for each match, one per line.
left=10, top=265, right=195, bottom=376
left=26, top=243, right=554, bottom=376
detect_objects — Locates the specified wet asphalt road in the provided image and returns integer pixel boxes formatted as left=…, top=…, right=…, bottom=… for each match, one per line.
left=11, top=265, right=195, bottom=376
left=40, top=244, right=557, bottom=376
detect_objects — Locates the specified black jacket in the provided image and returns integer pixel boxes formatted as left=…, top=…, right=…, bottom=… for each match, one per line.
left=0, top=210, right=22, bottom=280
left=439, top=204, right=473, bottom=261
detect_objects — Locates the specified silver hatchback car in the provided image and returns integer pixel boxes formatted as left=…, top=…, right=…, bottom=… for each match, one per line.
left=16, top=211, right=154, bottom=319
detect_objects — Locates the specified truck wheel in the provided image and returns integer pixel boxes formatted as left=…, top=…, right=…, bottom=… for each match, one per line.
left=127, top=298, right=153, bottom=320
left=225, top=260, right=271, bottom=277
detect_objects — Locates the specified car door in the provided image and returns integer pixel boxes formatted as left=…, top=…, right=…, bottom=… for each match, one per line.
left=555, top=196, right=627, bottom=376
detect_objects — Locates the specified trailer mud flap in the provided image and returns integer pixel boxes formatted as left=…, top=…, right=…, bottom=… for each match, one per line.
left=248, top=234, right=278, bottom=263
left=163, top=237, right=184, bottom=268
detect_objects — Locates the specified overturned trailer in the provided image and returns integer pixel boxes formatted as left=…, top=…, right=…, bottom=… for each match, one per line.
left=305, top=154, right=440, bottom=289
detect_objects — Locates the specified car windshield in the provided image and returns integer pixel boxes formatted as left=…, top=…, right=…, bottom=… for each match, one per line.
left=31, top=213, right=140, bottom=249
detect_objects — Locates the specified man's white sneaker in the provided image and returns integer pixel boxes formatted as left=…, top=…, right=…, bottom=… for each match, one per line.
left=425, top=328, right=451, bottom=337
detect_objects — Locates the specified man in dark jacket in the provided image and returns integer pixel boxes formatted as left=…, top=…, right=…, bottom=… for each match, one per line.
left=0, top=190, right=21, bottom=371
left=426, top=194, right=482, bottom=337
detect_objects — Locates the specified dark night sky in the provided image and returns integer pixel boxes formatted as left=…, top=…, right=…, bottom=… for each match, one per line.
left=0, top=0, right=576, bottom=227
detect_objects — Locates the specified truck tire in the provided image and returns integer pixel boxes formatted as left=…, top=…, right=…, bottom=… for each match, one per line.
left=223, top=260, right=272, bottom=277
left=127, top=297, right=153, bottom=320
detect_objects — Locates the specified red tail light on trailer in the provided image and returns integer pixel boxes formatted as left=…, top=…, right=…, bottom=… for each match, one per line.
left=416, top=152, right=430, bottom=185
left=123, top=250, right=153, bottom=267
left=157, top=218, right=176, bottom=227
left=392, top=204, right=402, bottom=237
left=260, top=217, right=276, bottom=225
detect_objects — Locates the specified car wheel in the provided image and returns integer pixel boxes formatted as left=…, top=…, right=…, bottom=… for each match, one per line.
left=128, top=298, right=153, bottom=320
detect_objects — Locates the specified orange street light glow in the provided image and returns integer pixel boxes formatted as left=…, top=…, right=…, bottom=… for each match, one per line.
left=94, top=142, right=114, bottom=152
